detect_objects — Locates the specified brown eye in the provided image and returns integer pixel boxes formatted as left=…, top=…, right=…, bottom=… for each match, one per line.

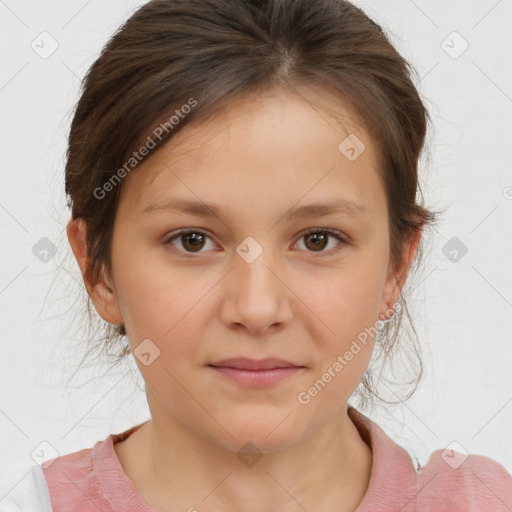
left=180, top=232, right=206, bottom=252
left=165, top=230, right=216, bottom=256
left=295, top=228, right=346, bottom=254
left=304, top=232, right=328, bottom=251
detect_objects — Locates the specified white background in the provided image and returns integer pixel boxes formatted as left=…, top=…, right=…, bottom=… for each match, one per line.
left=1, top=0, right=511, bottom=500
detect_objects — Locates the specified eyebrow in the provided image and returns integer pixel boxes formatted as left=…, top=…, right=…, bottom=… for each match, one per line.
left=140, top=197, right=368, bottom=221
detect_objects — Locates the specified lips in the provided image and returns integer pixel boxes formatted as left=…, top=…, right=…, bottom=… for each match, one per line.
left=207, top=358, right=305, bottom=388
left=208, top=357, right=303, bottom=371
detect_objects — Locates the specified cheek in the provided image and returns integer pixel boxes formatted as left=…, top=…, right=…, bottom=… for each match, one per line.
left=296, top=260, right=384, bottom=390
left=303, top=262, right=384, bottom=336
left=117, top=264, right=209, bottom=403
left=113, top=248, right=209, bottom=347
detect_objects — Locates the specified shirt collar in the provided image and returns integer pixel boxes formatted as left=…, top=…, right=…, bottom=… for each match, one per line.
left=347, top=405, right=418, bottom=511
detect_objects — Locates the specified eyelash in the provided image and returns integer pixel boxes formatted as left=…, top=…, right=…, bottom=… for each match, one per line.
left=163, top=227, right=348, bottom=259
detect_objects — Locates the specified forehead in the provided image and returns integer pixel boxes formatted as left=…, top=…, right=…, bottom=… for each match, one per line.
left=118, top=85, right=386, bottom=220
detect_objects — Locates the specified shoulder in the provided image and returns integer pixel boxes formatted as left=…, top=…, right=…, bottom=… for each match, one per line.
left=42, top=444, right=94, bottom=476
left=40, top=442, right=106, bottom=510
left=38, top=424, right=146, bottom=511
left=0, top=465, right=53, bottom=512
left=415, top=448, right=512, bottom=511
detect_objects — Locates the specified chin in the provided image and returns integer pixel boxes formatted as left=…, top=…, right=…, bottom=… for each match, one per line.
left=210, top=413, right=303, bottom=454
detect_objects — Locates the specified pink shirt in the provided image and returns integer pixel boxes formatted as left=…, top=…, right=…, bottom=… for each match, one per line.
left=42, top=406, right=512, bottom=511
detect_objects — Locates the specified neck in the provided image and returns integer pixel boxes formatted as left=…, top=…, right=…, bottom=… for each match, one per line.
left=115, top=398, right=372, bottom=512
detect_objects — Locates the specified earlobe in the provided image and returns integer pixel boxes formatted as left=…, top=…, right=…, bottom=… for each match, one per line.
left=66, top=217, right=124, bottom=326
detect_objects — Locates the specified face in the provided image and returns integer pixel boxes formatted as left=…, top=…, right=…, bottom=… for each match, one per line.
left=70, top=85, right=416, bottom=453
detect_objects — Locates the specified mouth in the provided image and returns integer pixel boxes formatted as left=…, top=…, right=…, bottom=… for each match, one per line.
left=207, top=358, right=305, bottom=388
left=207, top=357, right=304, bottom=371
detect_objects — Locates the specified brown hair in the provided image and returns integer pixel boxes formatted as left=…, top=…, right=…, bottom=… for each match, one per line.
left=64, top=0, right=442, bottom=412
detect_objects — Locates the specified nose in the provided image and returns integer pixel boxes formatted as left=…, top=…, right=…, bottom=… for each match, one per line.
left=219, top=252, right=294, bottom=335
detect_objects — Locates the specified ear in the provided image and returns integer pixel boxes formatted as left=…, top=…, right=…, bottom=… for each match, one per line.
left=380, top=226, right=423, bottom=319
left=66, top=217, right=123, bottom=325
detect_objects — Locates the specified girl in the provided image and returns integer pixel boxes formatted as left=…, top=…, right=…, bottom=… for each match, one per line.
left=4, top=0, right=512, bottom=510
